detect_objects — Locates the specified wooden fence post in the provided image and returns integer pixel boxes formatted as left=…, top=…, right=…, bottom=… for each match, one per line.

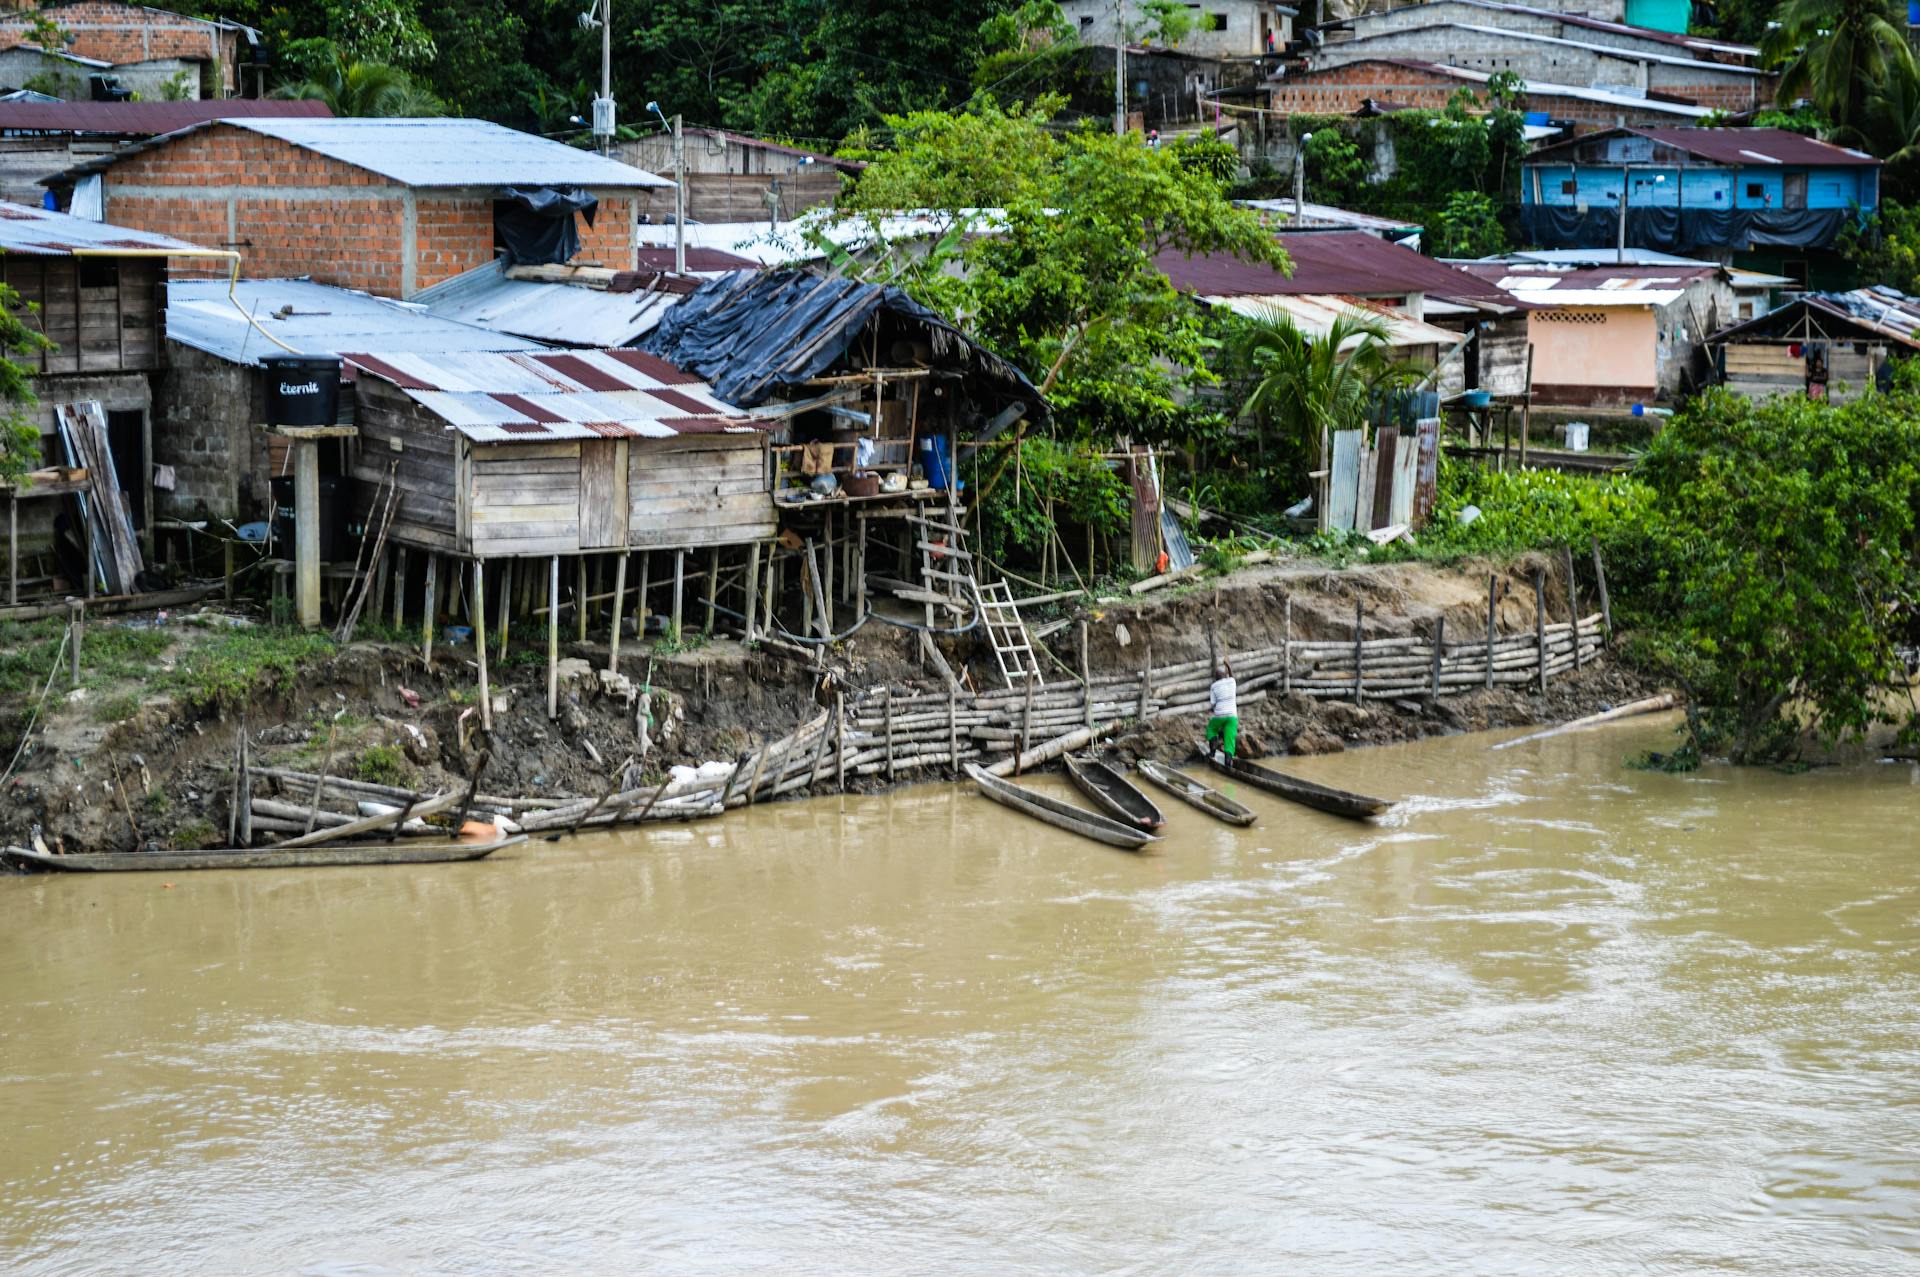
left=1590, top=534, right=1612, bottom=644
left=547, top=554, right=560, bottom=719
left=1282, top=595, right=1291, bottom=694
left=1352, top=601, right=1365, bottom=704
left=1534, top=569, right=1547, bottom=694
left=608, top=552, right=627, bottom=674
left=1485, top=574, right=1497, bottom=689
left=1430, top=614, right=1445, bottom=697
left=1564, top=544, right=1583, bottom=670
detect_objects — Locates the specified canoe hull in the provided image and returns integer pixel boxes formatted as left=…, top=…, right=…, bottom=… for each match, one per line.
left=1201, top=749, right=1393, bottom=820
left=965, top=764, right=1155, bottom=851
left=1, top=836, right=523, bottom=873
left=1137, top=759, right=1257, bottom=827
left=1063, top=756, right=1166, bottom=831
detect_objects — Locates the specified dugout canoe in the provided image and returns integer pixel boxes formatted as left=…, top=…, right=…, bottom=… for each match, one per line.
left=1136, top=759, right=1257, bottom=827
left=964, top=764, right=1156, bottom=851
left=1200, top=748, right=1394, bottom=820
left=0, top=834, right=524, bottom=874
left=1063, top=754, right=1166, bottom=831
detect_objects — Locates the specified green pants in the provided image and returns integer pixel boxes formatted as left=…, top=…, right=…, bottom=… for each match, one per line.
left=1206, top=716, right=1238, bottom=757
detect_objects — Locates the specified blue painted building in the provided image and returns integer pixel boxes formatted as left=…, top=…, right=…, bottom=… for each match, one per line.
left=1519, top=128, right=1880, bottom=284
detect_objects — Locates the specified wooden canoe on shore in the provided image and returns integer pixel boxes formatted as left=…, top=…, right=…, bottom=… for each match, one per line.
left=1200, top=749, right=1394, bottom=820
left=1137, top=759, right=1257, bottom=827
left=0, top=834, right=524, bottom=874
left=964, top=764, right=1157, bottom=851
left=1063, top=755, right=1166, bottom=831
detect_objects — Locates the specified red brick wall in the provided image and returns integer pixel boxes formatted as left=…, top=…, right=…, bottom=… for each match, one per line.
left=100, top=126, right=644, bottom=295
left=0, top=1, right=238, bottom=94
left=1269, top=63, right=1725, bottom=131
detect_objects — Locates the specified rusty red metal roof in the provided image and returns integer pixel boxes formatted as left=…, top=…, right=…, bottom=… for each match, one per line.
left=0, top=98, right=331, bottom=136
left=1529, top=127, right=1880, bottom=169
left=1156, top=233, right=1522, bottom=311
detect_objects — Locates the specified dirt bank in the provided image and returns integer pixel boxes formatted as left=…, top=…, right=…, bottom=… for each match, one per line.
left=0, top=550, right=1657, bottom=852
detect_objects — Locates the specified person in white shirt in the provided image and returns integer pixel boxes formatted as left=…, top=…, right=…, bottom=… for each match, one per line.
left=1206, top=660, right=1238, bottom=758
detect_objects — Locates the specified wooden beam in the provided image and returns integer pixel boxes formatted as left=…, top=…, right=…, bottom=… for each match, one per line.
left=420, top=553, right=437, bottom=670
left=269, top=425, right=359, bottom=439
left=608, top=551, right=627, bottom=673
left=547, top=554, right=560, bottom=719
left=472, top=559, right=491, bottom=734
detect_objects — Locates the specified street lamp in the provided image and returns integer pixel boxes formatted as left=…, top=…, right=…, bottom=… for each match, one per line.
left=648, top=100, right=686, bottom=274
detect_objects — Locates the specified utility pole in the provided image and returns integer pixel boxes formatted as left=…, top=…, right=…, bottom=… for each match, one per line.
left=673, top=112, right=686, bottom=274
left=1294, top=131, right=1312, bottom=218
left=1113, top=0, right=1126, bottom=136
left=588, top=0, right=615, bottom=157
left=1615, top=186, right=1627, bottom=263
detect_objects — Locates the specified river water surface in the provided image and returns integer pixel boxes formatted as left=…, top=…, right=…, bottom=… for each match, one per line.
left=3, top=720, right=1918, bottom=1275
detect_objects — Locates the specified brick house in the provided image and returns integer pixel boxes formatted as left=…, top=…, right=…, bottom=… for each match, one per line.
left=1266, top=59, right=1714, bottom=130
left=0, top=1, right=255, bottom=99
left=43, top=116, right=671, bottom=299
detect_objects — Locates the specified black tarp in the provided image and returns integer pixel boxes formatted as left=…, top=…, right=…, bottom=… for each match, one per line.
left=1519, top=205, right=1852, bottom=255
left=636, top=269, right=1047, bottom=418
left=494, top=186, right=599, bottom=266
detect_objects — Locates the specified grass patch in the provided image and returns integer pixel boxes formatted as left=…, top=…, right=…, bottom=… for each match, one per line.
left=353, top=743, right=414, bottom=788
left=170, top=818, right=216, bottom=850
left=95, top=692, right=142, bottom=724
left=159, top=628, right=337, bottom=715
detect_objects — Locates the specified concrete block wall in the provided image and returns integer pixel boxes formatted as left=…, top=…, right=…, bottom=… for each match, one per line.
left=1266, top=62, right=1706, bottom=132
left=153, top=341, right=258, bottom=520
left=0, top=1, right=236, bottom=94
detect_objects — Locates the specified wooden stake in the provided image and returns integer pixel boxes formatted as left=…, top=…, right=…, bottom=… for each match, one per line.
left=547, top=554, right=560, bottom=720
left=392, top=546, right=407, bottom=631
left=1534, top=569, right=1547, bottom=695
left=67, top=598, right=81, bottom=687
left=1590, top=535, right=1612, bottom=643
left=1486, top=574, right=1497, bottom=689
left=236, top=716, right=251, bottom=847
left=1430, top=615, right=1445, bottom=697
left=948, top=690, right=958, bottom=772
left=1282, top=595, right=1291, bottom=694
left=638, top=551, right=651, bottom=641
left=7, top=490, right=15, bottom=607
left=1564, top=544, right=1583, bottom=670
left=608, top=552, right=627, bottom=673
left=854, top=513, right=867, bottom=620
left=835, top=693, right=846, bottom=791
left=1079, top=620, right=1093, bottom=732
left=473, top=559, right=492, bottom=733
left=1351, top=602, right=1367, bottom=703
left=1018, top=676, right=1035, bottom=774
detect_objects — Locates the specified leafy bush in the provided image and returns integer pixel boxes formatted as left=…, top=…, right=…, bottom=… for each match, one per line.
left=977, top=435, right=1129, bottom=566
left=354, top=743, right=414, bottom=789
left=1429, top=191, right=1507, bottom=259
left=1416, top=457, right=1657, bottom=561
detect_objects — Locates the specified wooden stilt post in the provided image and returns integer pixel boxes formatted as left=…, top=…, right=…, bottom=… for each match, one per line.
left=823, top=509, right=835, bottom=614
left=472, top=559, right=491, bottom=733
left=421, top=553, right=437, bottom=670
left=637, top=550, right=651, bottom=641
left=392, top=546, right=407, bottom=630
left=1079, top=620, right=1093, bottom=732
left=704, top=545, right=719, bottom=635
left=671, top=548, right=685, bottom=642
left=743, top=540, right=762, bottom=641
left=1017, top=676, right=1035, bottom=773
left=576, top=555, right=589, bottom=643
left=835, top=693, right=846, bottom=791
left=608, top=551, right=628, bottom=673
left=1486, top=574, right=1497, bottom=689
left=497, top=558, right=511, bottom=663
left=547, top=554, right=560, bottom=719
left=1534, top=569, right=1547, bottom=694
left=855, top=513, right=867, bottom=619
left=292, top=437, right=321, bottom=629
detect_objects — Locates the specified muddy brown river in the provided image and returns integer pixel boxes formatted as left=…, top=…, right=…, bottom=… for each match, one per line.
left=2, top=720, right=1917, bottom=1275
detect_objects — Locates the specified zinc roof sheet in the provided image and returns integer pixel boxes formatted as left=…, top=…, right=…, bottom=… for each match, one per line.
left=0, top=198, right=207, bottom=254
left=166, top=278, right=543, bottom=367
left=1203, top=293, right=1459, bottom=348
left=343, top=348, right=766, bottom=443
left=0, top=98, right=330, bottom=136
left=413, top=258, right=687, bottom=347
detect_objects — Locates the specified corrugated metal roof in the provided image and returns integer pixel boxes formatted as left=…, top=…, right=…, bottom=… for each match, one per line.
left=1458, top=260, right=1714, bottom=307
left=343, top=348, right=768, bottom=443
left=1277, top=58, right=1713, bottom=118
left=413, top=259, right=687, bottom=347
left=0, top=98, right=331, bottom=136
left=1237, top=199, right=1420, bottom=235
left=1527, top=127, right=1880, bottom=169
left=166, top=278, right=545, bottom=368
left=1203, top=294, right=1460, bottom=348
left=1158, top=233, right=1523, bottom=311
left=1328, top=0, right=1758, bottom=57
left=1320, top=23, right=1767, bottom=76
left=1709, top=288, right=1920, bottom=350
left=634, top=209, right=1008, bottom=266
left=52, top=116, right=670, bottom=189
left=0, top=198, right=207, bottom=254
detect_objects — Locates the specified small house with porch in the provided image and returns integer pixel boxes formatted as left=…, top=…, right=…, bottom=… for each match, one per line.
left=1707, top=288, right=1920, bottom=403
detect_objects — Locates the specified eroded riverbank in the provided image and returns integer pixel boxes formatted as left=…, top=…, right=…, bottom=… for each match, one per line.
left=2, top=721, right=1916, bottom=1274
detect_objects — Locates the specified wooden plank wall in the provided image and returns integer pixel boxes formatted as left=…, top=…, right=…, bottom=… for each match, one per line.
left=578, top=438, right=627, bottom=548
left=1, top=256, right=162, bottom=376
left=1722, top=343, right=1804, bottom=401
left=349, top=385, right=460, bottom=552
left=471, top=441, right=582, bottom=557
left=627, top=434, right=775, bottom=549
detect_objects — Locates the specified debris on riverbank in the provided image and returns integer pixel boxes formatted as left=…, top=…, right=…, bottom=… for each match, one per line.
left=0, top=551, right=1659, bottom=853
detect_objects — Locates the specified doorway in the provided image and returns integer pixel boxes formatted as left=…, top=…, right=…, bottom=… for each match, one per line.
left=105, top=407, right=146, bottom=533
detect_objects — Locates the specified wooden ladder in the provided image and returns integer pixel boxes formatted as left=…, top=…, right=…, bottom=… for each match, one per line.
left=908, top=502, right=1041, bottom=687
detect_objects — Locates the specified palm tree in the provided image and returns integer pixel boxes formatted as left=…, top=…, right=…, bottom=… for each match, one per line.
left=1862, top=60, right=1920, bottom=193
left=1763, top=0, right=1913, bottom=146
left=271, top=55, right=443, bottom=117
left=1230, top=307, right=1418, bottom=456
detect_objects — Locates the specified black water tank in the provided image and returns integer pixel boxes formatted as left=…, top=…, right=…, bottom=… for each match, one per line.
left=261, top=353, right=342, bottom=427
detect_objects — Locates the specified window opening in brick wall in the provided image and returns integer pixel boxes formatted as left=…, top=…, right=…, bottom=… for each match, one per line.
left=1207, top=12, right=1228, bottom=29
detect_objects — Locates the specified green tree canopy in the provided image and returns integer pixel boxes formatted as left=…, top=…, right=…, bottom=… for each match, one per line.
left=1763, top=0, right=1914, bottom=146
left=845, top=100, right=1288, bottom=442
